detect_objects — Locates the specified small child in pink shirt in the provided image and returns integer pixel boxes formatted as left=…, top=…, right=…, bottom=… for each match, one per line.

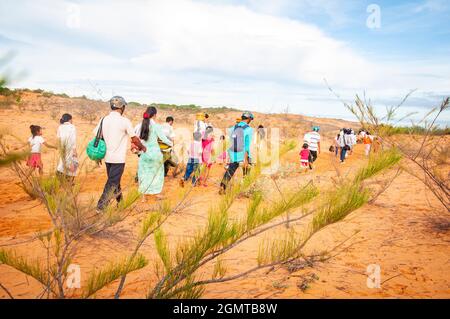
left=299, top=143, right=310, bottom=172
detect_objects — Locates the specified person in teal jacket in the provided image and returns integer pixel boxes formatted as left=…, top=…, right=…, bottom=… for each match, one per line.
left=219, top=111, right=254, bottom=194
left=135, top=106, right=173, bottom=199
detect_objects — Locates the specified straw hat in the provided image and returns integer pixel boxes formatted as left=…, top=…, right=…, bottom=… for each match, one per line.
left=196, top=112, right=205, bottom=120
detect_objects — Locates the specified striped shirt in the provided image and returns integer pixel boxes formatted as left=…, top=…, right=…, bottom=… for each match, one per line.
left=304, top=132, right=321, bottom=152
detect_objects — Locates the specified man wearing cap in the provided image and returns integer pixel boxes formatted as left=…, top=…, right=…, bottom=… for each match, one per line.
left=95, top=96, right=146, bottom=210
left=303, top=126, right=321, bottom=169
left=219, top=111, right=254, bottom=194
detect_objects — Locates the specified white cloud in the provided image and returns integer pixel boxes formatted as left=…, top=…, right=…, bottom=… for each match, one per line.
left=414, top=0, right=450, bottom=13
left=0, top=0, right=449, bottom=122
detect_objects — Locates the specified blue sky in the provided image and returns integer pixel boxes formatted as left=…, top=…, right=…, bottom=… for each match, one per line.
left=0, top=0, right=449, bottom=124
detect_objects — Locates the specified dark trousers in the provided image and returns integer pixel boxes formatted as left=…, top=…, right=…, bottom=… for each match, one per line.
left=340, top=147, right=347, bottom=162
left=220, top=162, right=250, bottom=190
left=183, top=159, right=200, bottom=185
left=97, top=163, right=125, bottom=210
left=308, top=150, right=318, bottom=169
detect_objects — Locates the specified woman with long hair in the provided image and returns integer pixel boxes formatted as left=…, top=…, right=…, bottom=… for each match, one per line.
left=134, top=106, right=173, bottom=200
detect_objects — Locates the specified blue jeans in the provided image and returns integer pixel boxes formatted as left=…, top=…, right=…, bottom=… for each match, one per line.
left=340, top=147, right=347, bottom=162
left=184, top=159, right=200, bottom=184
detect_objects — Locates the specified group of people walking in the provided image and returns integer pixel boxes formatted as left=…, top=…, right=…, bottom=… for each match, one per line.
left=333, top=128, right=357, bottom=163
left=25, top=96, right=257, bottom=211
left=25, top=95, right=375, bottom=212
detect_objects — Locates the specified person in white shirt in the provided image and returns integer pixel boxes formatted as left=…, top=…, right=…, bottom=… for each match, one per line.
left=349, top=129, right=357, bottom=155
left=161, top=116, right=178, bottom=176
left=162, top=116, right=176, bottom=142
left=56, top=113, right=78, bottom=180
left=338, top=128, right=353, bottom=163
left=334, top=133, right=340, bottom=157
left=95, top=96, right=146, bottom=210
left=26, top=125, right=57, bottom=175
left=303, top=126, right=321, bottom=169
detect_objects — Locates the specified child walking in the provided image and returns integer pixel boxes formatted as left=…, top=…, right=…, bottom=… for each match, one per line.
left=299, top=143, right=310, bottom=172
left=216, top=135, right=228, bottom=164
left=199, top=126, right=215, bottom=187
left=27, top=125, right=56, bottom=175
left=180, top=131, right=203, bottom=187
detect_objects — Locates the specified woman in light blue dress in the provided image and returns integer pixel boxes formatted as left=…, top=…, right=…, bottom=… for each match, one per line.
left=135, top=106, right=173, bottom=198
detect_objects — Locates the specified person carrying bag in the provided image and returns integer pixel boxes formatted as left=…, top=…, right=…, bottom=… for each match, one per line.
left=86, top=118, right=106, bottom=161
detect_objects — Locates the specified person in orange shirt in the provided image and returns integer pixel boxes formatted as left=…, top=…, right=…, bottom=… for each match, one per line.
left=363, top=133, right=373, bottom=156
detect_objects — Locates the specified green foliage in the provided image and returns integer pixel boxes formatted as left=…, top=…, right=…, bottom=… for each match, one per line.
left=150, top=176, right=318, bottom=299
left=312, top=149, right=401, bottom=233
left=0, top=150, right=29, bottom=167
left=128, top=101, right=143, bottom=108
left=0, top=86, right=15, bottom=97
left=147, top=103, right=240, bottom=113
left=258, top=148, right=401, bottom=276
left=245, top=183, right=318, bottom=232
left=354, top=148, right=402, bottom=183
left=139, top=211, right=163, bottom=241
left=202, top=106, right=241, bottom=113
left=258, top=230, right=301, bottom=265
left=83, top=254, right=148, bottom=298
left=245, top=192, right=264, bottom=230
left=42, top=91, right=54, bottom=98
left=379, top=124, right=449, bottom=136
left=150, top=103, right=201, bottom=111
left=149, top=151, right=300, bottom=298
left=0, top=249, right=51, bottom=287
left=212, top=258, right=227, bottom=280
left=55, top=93, right=70, bottom=99
left=155, top=229, right=172, bottom=272
left=311, top=183, right=369, bottom=233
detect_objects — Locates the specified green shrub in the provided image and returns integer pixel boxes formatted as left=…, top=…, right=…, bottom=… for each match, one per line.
left=128, top=101, right=143, bottom=108
left=382, top=124, right=449, bottom=136
left=42, top=91, right=54, bottom=98
left=55, top=93, right=70, bottom=99
left=0, top=86, right=14, bottom=97
left=354, top=148, right=402, bottom=183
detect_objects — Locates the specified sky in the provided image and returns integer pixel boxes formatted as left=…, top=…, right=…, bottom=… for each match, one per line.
left=0, top=0, right=449, bottom=124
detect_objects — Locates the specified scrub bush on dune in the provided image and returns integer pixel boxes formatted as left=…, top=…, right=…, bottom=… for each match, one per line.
left=0, top=123, right=403, bottom=299
left=330, top=87, right=449, bottom=212
left=0, top=159, right=147, bottom=298
left=147, top=148, right=400, bottom=299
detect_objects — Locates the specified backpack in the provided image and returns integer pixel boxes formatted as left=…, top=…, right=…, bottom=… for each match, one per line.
left=343, top=136, right=351, bottom=151
left=86, top=118, right=106, bottom=161
left=229, top=124, right=249, bottom=153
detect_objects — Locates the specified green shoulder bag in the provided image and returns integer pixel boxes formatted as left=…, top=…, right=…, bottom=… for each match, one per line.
left=86, top=118, right=106, bottom=161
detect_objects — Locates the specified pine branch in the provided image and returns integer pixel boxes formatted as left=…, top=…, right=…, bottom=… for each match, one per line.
left=0, top=282, right=14, bottom=299
left=83, top=254, right=148, bottom=298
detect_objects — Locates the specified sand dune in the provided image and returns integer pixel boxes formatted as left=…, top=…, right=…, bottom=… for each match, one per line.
left=0, top=92, right=448, bottom=299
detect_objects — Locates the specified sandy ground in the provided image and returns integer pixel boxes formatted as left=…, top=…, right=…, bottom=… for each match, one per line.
left=0, top=94, right=449, bottom=299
